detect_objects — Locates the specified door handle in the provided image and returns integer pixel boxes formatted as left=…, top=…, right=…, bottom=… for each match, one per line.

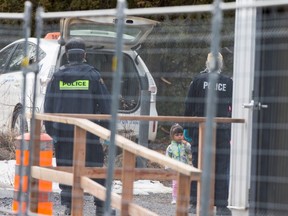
left=258, top=103, right=268, bottom=109
left=243, top=100, right=255, bottom=109
left=243, top=100, right=268, bottom=110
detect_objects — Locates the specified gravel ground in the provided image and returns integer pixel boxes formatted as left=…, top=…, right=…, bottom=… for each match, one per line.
left=0, top=190, right=188, bottom=216
left=0, top=134, right=193, bottom=215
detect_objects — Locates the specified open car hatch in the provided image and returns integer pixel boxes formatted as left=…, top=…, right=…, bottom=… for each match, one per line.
left=61, top=16, right=159, bottom=50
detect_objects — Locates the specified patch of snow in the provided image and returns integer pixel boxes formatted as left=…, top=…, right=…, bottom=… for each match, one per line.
left=0, top=159, right=172, bottom=195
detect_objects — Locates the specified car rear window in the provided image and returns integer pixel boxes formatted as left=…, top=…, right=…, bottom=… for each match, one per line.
left=69, top=23, right=143, bottom=45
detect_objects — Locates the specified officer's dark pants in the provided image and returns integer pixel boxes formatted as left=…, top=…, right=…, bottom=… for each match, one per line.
left=54, top=130, right=105, bottom=208
left=190, top=129, right=231, bottom=207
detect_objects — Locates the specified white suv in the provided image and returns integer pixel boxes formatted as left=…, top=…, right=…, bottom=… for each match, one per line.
left=0, top=16, right=159, bottom=141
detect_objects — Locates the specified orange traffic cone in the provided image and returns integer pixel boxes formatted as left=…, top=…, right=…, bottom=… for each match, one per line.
left=13, top=133, right=53, bottom=215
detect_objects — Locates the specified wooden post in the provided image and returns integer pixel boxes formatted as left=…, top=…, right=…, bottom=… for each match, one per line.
left=30, top=119, right=42, bottom=213
left=71, top=126, right=87, bottom=215
left=197, top=122, right=205, bottom=216
left=176, top=173, right=190, bottom=216
left=197, top=123, right=217, bottom=216
left=121, top=150, right=136, bottom=216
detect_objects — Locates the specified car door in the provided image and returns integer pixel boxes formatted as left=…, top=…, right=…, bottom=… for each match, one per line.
left=0, top=41, right=38, bottom=129
left=0, top=42, right=22, bottom=128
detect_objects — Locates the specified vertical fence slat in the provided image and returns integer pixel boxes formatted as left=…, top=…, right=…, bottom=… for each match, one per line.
left=176, top=173, right=190, bottom=216
left=198, top=122, right=217, bottom=215
left=121, top=149, right=136, bottom=216
left=71, top=126, right=86, bottom=215
left=29, top=119, right=42, bottom=213
left=197, top=122, right=205, bottom=215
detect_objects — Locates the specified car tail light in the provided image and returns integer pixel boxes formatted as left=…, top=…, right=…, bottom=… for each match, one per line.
left=47, top=65, right=56, bottom=79
left=40, top=66, right=55, bottom=94
left=152, top=121, right=157, bottom=132
left=149, top=85, right=157, bottom=94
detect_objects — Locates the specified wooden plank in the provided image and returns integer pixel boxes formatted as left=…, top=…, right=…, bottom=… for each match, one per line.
left=40, top=167, right=201, bottom=185
left=32, top=166, right=73, bottom=186
left=81, top=176, right=121, bottom=209
left=43, top=116, right=200, bottom=177
left=32, top=167, right=160, bottom=216
left=52, top=167, right=201, bottom=181
left=176, top=173, right=190, bottom=216
left=39, top=113, right=245, bottom=123
left=29, top=119, right=42, bottom=213
left=128, top=203, right=159, bottom=216
left=111, top=134, right=200, bottom=177
left=81, top=177, right=158, bottom=216
left=121, top=150, right=136, bottom=216
left=71, top=126, right=87, bottom=216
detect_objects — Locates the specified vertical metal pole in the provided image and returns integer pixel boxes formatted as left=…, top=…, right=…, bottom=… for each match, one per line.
left=136, top=90, right=151, bottom=168
left=18, top=1, right=32, bottom=215
left=26, top=6, right=43, bottom=214
left=104, top=0, right=126, bottom=215
left=200, top=0, right=223, bottom=216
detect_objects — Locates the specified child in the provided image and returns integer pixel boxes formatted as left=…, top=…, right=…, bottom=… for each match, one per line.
left=166, top=123, right=191, bottom=204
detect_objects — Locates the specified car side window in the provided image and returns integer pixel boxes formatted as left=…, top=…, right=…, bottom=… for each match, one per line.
left=0, top=45, right=15, bottom=74
left=7, top=42, right=45, bottom=73
left=7, top=42, right=26, bottom=72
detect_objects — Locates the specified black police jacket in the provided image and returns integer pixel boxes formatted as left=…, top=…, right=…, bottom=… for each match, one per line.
left=184, top=71, right=233, bottom=135
left=44, top=62, right=111, bottom=135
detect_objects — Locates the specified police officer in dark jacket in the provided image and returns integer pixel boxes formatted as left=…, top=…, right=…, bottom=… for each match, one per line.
left=44, top=37, right=112, bottom=216
left=184, top=53, right=233, bottom=216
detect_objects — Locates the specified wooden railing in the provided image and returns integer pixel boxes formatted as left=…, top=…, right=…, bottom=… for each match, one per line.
left=28, top=113, right=244, bottom=216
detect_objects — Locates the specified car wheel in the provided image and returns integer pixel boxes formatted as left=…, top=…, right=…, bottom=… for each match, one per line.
left=11, top=105, right=28, bottom=135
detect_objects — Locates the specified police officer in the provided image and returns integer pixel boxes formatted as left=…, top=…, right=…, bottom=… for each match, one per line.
left=44, top=37, right=113, bottom=216
left=184, top=52, right=233, bottom=216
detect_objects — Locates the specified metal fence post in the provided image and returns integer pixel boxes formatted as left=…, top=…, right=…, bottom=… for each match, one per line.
left=200, top=0, right=223, bottom=215
left=18, top=2, right=32, bottom=215
left=26, top=6, right=44, bottom=214
left=104, top=0, right=127, bottom=215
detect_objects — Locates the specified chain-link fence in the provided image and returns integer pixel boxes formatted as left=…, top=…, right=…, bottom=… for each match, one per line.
left=1, top=0, right=288, bottom=215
